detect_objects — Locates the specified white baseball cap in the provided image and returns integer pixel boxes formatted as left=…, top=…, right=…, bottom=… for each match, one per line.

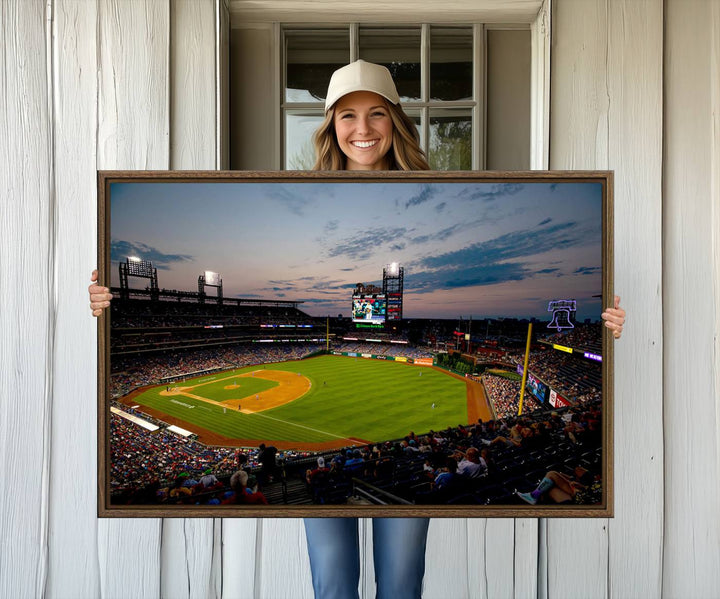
left=324, top=60, right=400, bottom=112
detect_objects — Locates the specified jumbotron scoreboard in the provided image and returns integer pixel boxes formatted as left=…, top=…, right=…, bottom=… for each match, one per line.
left=351, top=294, right=387, bottom=325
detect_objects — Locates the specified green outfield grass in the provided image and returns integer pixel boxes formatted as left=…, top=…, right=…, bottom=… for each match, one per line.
left=130, top=355, right=468, bottom=445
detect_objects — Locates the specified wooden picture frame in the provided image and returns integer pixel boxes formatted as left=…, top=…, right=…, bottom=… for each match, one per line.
left=98, top=170, right=613, bottom=518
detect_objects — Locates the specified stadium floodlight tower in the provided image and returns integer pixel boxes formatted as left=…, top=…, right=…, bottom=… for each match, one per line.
left=383, top=262, right=404, bottom=321
left=547, top=299, right=576, bottom=330
left=198, top=270, right=223, bottom=305
left=119, top=256, right=159, bottom=300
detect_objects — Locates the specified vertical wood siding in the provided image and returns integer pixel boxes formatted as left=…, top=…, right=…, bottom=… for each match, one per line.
left=0, top=1, right=52, bottom=598
left=47, top=0, right=101, bottom=597
left=549, top=4, right=612, bottom=594
left=663, top=1, right=720, bottom=597
left=2, top=1, right=718, bottom=597
left=95, top=0, right=169, bottom=596
left=550, top=1, right=665, bottom=598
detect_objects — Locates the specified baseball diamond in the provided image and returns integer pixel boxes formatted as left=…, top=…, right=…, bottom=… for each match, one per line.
left=120, top=355, right=491, bottom=450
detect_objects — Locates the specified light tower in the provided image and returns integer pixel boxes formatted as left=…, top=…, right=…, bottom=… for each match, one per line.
left=383, top=262, right=404, bottom=321
left=198, top=270, right=223, bottom=305
left=119, top=256, right=159, bottom=300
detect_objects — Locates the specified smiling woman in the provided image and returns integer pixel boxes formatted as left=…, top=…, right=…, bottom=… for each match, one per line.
left=333, top=91, right=394, bottom=170
left=311, top=60, right=430, bottom=172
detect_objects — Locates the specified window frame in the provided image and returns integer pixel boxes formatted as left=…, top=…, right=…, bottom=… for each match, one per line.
left=242, top=1, right=550, bottom=171
left=281, top=23, right=492, bottom=171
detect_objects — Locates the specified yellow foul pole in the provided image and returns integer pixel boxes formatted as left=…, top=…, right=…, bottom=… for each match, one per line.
left=517, top=323, right=532, bottom=416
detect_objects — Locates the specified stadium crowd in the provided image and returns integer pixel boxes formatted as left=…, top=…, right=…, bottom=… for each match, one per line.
left=111, top=343, right=324, bottom=397
left=111, top=299, right=311, bottom=329
left=507, top=349, right=602, bottom=406
left=335, top=342, right=434, bottom=359
left=540, top=323, right=602, bottom=354
left=110, top=408, right=313, bottom=501
left=110, top=391, right=603, bottom=507
left=481, top=374, right=544, bottom=419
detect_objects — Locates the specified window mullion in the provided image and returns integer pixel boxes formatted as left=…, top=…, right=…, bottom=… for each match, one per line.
left=350, top=23, right=359, bottom=61
left=473, top=23, right=485, bottom=171
left=421, top=24, right=430, bottom=156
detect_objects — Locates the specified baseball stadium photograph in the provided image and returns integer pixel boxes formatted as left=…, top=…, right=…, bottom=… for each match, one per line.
left=100, top=172, right=611, bottom=515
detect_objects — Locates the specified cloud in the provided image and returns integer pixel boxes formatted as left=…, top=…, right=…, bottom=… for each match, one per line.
left=538, top=218, right=552, bottom=226
left=435, top=202, right=446, bottom=213
left=574, top=266, right=601, bottom=275
left=262, top=276, right=357, bottom=295
left=391, top=243, right=406, bottom=251
left=405, top=263, right=529, bottom=293
left=267, top=186, right=313, bottom=216
left=459, top=183, right=524, bottom=203
left=535, top=268, right=560, bottom=274
left=402, top=221, right=597, bottom=292
left=435, top=224, right=463, bottom=241
left=405, top=185, right=435, bottom=208
left=410, top=222, right=468, bottom=246
left=327, top=227, right=408, bottom=260
left=417, top=221, right=581, bottom=270
left=324, top=220, right=339, bottom=233
left=110, top=240, right=193, bottom=270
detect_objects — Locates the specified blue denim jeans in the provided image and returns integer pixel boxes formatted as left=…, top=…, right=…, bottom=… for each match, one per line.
left=304, top=517, right=430, bottom=599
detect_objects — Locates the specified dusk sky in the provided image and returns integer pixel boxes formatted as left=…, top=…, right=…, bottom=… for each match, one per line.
left=109, top=180, right=604, bottom=321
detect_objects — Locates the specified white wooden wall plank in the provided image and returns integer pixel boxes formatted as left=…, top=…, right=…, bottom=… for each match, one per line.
left=221, top=519, right=258, bottom=599
left=663, top=1, right=720, bottom=596
left=548, top=2, right=610, bottom=596
left=605, top=1, right=664, bottom=597
left=0, top=1, right=52, bottom=598
left=218, top=0, right=230, bottom=169
left=551, top=0, right=666, bottom=597
left=170, top=0, right=217, bottom=170
left=712, top=8, right=720, bottom=559
left=162, top=2, right=222, bottom=598
left=484, top=519, right=518, bottom=598
left=423, top=519, right=472, bottom=599
left=513, top=519, right=539, bottom=599
left=161, top=519, right=219, bottom=599
left=96, top=1, right=170, bottom=596
left=466, top=520, right=488, bottom=598
left=97, top=0, right=170, bottom=170
left=257, top=519, right=314, bottom=598
left=47, top=0, right=101, bottom=596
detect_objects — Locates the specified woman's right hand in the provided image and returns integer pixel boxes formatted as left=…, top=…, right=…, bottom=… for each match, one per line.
left=89, top=269, right=113, bottom=317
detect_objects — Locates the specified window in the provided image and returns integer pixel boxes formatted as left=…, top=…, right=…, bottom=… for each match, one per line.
left=283, top=25, right=483, bottom=170
left=229, top=23, right=531, bottom=171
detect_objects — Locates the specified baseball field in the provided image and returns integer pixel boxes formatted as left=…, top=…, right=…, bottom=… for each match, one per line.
left=121, top=354, right=490, bottom=450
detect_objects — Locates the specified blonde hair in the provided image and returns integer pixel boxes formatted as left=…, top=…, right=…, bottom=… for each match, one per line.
left=312, top=100, right=430, bottom=171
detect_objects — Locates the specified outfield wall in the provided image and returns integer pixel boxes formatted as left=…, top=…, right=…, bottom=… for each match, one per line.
left=330, top=350, right=434, bottom=366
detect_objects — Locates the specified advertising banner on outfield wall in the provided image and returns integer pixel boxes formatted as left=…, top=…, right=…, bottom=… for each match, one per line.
left=414, top=358, right=434, bottom=366
left=395, top=357, right=408, bottom=363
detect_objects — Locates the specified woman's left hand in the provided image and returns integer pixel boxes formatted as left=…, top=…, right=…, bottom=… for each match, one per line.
left=601, top=295, right=625, bottom=339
